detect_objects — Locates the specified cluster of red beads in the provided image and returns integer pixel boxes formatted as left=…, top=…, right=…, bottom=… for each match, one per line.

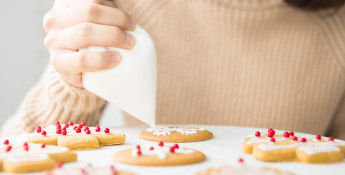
left=36, top=126, right=47, bottom=136
left=267, top=128, right=275, bottom=138
left=135, top=145, right=142, bottom=156
left=23, top=142, right=29, bottom=151
left=110, top=165, right=117, bottom=175
left=169, top=144, right=179, bottom=153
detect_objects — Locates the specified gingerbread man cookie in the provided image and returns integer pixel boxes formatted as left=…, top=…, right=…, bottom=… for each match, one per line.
left=45, top=162, right=134, bottom=175
left=140, top=127, right=213, bottom=143
left=113, top=142, right=206, bottom=166
left=243, top=128, right=345, bottom=164
left=27, top=121, right=126, bottom=150
left=0, top=140, right=77, bottom=174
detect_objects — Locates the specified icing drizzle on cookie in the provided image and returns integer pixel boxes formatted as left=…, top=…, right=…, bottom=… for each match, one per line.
left=145, top=127, right=205, bottom=136
left=131, top=142, right=194, bottom=159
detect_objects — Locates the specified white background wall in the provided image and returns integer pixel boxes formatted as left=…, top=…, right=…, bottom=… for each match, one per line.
left=0, top=0, right=123, bottom=127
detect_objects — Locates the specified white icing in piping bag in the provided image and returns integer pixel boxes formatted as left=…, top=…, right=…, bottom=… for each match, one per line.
left=81, top=26, right=156, bottom=128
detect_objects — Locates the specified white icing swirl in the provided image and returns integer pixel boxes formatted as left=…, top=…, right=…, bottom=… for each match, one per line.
left=145, top=127, right=205, bottom=136
left=131, top=144, right=194, bottom=159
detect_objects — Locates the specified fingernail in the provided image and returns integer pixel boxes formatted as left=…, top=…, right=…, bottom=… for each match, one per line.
left=126, top=33, right=134, bottom=45
left=111, top=55, right=119, bottom=62
left=130, top=17, right=136, bottom=29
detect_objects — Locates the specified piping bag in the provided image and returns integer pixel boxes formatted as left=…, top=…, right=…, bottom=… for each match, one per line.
left=80, top=26, right=156, bottom=128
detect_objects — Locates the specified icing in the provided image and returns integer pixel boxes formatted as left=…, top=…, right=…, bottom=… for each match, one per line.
left=131, top=143, right=194, bottom=159
left=145, top=127, right=205, bottom=136
left=52, top=163, right=117, bottom=175
left=259, top=143, right=301, bottom=151
left=6, top=153, right=49, bottom=163
left=298, top=144, right=340, bottom=155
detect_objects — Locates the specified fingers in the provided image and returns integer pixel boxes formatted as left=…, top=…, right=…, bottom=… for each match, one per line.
left=52, top=51, right=122, bottom=76
left=45, top=23, right=135, bottom=50
left=44, top=3, right=134, bottom=32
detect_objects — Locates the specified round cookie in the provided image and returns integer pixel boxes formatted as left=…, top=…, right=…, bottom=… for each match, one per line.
left=113, top=142, right=206, bottom=166
left=139, top=127, right=213, bottom=143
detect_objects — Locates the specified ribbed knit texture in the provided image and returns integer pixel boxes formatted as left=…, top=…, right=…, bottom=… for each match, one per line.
left=1, top=0, right=345, bottom=138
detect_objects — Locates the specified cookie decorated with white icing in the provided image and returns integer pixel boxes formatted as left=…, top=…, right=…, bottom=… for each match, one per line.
left=113, top=142, right=206, bottom=166
left=26, top=121, right=126, bottom=150
left=195, top=158, right=294, bottom=175
left=243, top=128, right=345, bottom=164
left=0, top=140, right=77, bottom=174
left=139, top=127, right=213, bottom=143
left=45, top=162, right=134, bottom=175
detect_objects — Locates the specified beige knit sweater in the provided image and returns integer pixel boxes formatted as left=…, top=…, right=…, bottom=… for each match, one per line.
left=1, top=0, right=345, bottom=139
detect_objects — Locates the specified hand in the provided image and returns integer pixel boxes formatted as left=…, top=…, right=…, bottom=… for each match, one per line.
left=44, top=0, right=136, bottom=88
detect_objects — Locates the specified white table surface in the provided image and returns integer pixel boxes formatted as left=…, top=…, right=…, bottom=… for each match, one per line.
left=3, top=125, right=345, bottom=175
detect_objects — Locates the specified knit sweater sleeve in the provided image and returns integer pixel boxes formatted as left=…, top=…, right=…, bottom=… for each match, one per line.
left=0, top=65, right=107, bottom=136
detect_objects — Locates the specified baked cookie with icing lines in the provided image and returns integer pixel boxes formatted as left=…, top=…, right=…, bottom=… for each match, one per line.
left=27, top=121, right=126, bottom=150
left=243, top=128, right=345, bottom=164
left=0, top=140, right=77, bottom=174
left=140, top=127, right=213, bottom=142
left=113, top=142, right=206, bottom=166
left=45, top=162, right=134, bottom=175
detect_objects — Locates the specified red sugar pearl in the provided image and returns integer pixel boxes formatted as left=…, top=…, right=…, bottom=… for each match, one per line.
left=63, top=124, right=69, bottom=129
left=300, top=138, right=307, bottom=143
left=174, top=144, right=179, bottom=149
left=136, top=145, right=141, bottom=149
left=85, top=130, right=91, bottom=134
left=238, top=158, right=244, bottom=163
left=149, top=147, right=154, bottom=150
left=6, top=146, right=12, bottom=152
left=270, top=138, right=276, bottom=143
left=267, top=132, right=274, bottom=138
left=95, top=127, right=101, bottom=132
left=268, top=128, right=275, bottom=135
left=41, top=131, right=47, bottom=136
left=56, top=163, right=63, bottom=169
left=55, top=121, right=60, bottom=125
left=75, top=128, right=81, bottom=133
left=23, top=142, right=28, bottom=147
left=36, top=126, right=42, bottom=133
left=56, top=129, right=62, bottom=134
left=62, top=129, right=67, bottom=136
left=292, top=136, right=298, bottom=141
left=137, top=150, right=142, bottom=156
left=81, top=168, right=86, bottom=174
left=24, top=146, right=29, bottom=151
left=158, top=141, right=164, bottom=147
left=96, top=125, right=100, bottom=129
left=169, top=146, right=175, bottom=153
left=84, top=127, right=89, bottom=131
left=289, top=131, right=294, bottom=136
left=315, top=135, right=321, bottom=140
left=283, top=132, right=290, bottom=138
left=41, top=144, right=46, bottom=149
left=73, top=126, right=78, bottom=130
left=68, top=121, right=74, bottom=126
left=3, top=140, right=9, bottom=145
left=255, top=131, right=261, bottom=137
left=81, top=122, right=86, bottom=126
left=329, top=136, right=335, bottom=142
left=104, top=128, right=110, bottom=133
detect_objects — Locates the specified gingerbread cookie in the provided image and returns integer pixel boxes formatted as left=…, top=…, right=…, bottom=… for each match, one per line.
left=0, top=140, right=77, bottom=174
left=27, top=121, right=126, bottom=150
left=243, top=128, right=345, bottom=164
left=45, top=162, right=134, bottom=175
left=113, top=142, right=206, bottom=166
left=140, top=127, right=213, bottom=143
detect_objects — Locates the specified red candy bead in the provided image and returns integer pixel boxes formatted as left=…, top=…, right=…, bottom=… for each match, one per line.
left=169, top=146, right=175, bottom=153
left=73, top=126, right=78, bottom=130
left=42, top=131, right=47, bottom=136
left=62, top=129, right=67, bottom=135
left=104, top=128, right=110, bottom=133
left=255, top=131, right=261, bottom=137
left=95, top=127, right=101, bottom=132
left=76, top=128, right=81, bottom=133
left=68, top=121, right=74, bottom=126
left=158, top=141, right=164, bottom=147
left=329, top=136, right=335, bottom=142
left=238, top=158, right=244, bottom=163
left=267, top=132, right=274, bottom=138
left=6, top=146, right=12, bottom=152
left=268, top=128, right=275, bottom=135
left=36, top=126, right=42, bottom=133
left=41, top=144, right=46, bottom=149
left=84, top=127, right=89, bottom=131
left=292, top=136, right=298, bottom=141
left=149, top=147, right=154, bottom=150
left=56, top=163, right=63, bottom=169
left=24, top=146, right=29, bottom=151
left=137, top=150, right=142, bottom=156
left=283, top=132, right=290, bottom=138
left=136, top=145, right=141, bottom=149
left=81, top=122, right=86, bottom=126
left=289, top=131, right=294, bottom=136
left=55, top=121, right=60, bottom=125
left=3, top=140, right=9, bottom=145
left=270, top=138, right=276, bottom=143
left=85, top=130, right=91, bottom=134
left=315, top=135, right=321, bottom=140
left=56, top=129, right=61, bottom=134
left=300, top=138, right=307, bottom=143
left=81, top=168, right=86, bottom=174
left=174, top=144, right=179, bottom=149
left=23, top=142, right=28, bottom=147
left=63, top=124, right=69, bottom=129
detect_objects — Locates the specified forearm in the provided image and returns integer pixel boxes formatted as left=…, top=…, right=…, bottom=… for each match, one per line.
left=0, top=65, right=107, bottom=136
